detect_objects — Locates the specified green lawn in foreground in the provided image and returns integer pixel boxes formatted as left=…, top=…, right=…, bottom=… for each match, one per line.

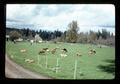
left=6, top=41, right=115, bottom=79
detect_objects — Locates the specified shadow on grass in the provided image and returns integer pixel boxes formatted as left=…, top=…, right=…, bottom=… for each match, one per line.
left=104, top=59, right=115, bottom=64
left=97, top=59, right=115, bottom=75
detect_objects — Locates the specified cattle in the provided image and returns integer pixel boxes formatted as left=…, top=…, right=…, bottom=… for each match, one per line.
left=38, top=49, right=46, bottom=55
left=25, top=59, right=35, bottom=63
left=61, top=48, right=68, bottom=53
left=88, top=51, right=93, bottom=55
left=93, top=50, right=96, bottom=54
left=99, top=46, right=102, bottom=48
left=30, top=40, right=34, bottom=45
left=42, top=48, right=49, bottom=51
left=88, top=49, right=96, bottom=55
left=60, top=54, right=67, bottom=57
left=91, top=49, right=96, bottom=54
left=51, top=48, right=58, bottom=54
left=76, top=53, right=82, bottom=57
left=20, top=49, right=27, bottom=53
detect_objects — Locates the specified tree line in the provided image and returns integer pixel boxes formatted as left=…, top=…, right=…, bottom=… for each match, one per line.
left=6, top=28, right=63, bottom=41
left=6, top=20, right=115, bottom=46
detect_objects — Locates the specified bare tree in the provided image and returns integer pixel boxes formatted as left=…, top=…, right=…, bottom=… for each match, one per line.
left=66, top=21, right=79, bottom=43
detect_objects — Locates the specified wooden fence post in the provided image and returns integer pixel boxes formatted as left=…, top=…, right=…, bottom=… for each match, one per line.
left=45, top=55, right=48, bottom=68
left=56, top=58, right=59, bottom=73
left=74, top=59, right=77, bottom=79
left=38, top=55, right=39, bottom=65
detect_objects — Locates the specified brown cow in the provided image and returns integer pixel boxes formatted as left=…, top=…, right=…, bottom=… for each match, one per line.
left=38, top=49, right=46, bottom=55
left=76, top=53, right=82, bottom=57
left=88, top=49, right=96, bottom=55
left=42, top=48, right=49, bottom=51
left=51, top=48, right=58, bottom=54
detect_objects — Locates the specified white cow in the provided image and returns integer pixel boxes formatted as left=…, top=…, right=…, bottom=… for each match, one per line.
left=30, top=40, right=34, bottom=45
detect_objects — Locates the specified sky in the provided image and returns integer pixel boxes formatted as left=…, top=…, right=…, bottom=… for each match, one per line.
left=6, top=4, right=115, bottom=35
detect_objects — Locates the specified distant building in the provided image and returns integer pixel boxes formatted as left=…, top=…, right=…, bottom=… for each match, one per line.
left=15, top=38, right=23, bottom=42
left=34, top=34, right=43, bottom=43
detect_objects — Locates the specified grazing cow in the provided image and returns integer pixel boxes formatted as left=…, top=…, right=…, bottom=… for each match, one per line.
left=51, top=48, right=58, bottom=54
left=91, top=49, right=96, bottom=54
left=30, top=40, right=34, bottom=45
left=92, top=50, right=96, bottom=54
left=76, top=53, right=82, bottom=57
left=38, top=49, right=46, bottom=55
left=89, top=49, right=96, bottom=55
left=42, top=48, right=50, bottom=52
left=42, top=48, right=48, bottom=51
left=61, top=48, right=68, bottom=53
left=25, top=59, right=35, bottom=63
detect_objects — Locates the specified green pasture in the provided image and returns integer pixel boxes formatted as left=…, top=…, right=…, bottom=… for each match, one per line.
left=6, top=41, right=115, bottom=79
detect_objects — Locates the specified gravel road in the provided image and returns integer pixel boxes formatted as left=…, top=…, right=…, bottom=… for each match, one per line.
left=5, top=55, right=52, bottom=79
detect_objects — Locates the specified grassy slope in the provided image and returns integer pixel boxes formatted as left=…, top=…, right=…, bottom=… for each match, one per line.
left=6, top=41, right=115, bottom=79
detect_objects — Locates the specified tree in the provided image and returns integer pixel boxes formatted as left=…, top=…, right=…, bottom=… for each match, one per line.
left=66, top=21, right=79, bottom=43
left=96, top=30, right=102, bottom=40
left=9, top=31, right=21, bottom=41
left=101, top=29, right=109, bottom=39
left=77, top=32, right=87, bottom=43
left=88, top=30, right=97, bottom=43
left=25, top=28, right=29, bottom=37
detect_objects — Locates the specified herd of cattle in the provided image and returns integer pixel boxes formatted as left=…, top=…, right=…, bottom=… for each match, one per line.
left=16, top=40, right=98, bottom=57
left=38, top=47, right=68, bottom=55
left=20, top=46, right=96, bottom=57
left=18, top=42, right=99, bottom=64
left=20, top=47, right=96, bottom=64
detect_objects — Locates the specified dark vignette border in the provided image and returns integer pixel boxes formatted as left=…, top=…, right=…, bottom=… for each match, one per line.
left=0, top=0, right=119, bottom=83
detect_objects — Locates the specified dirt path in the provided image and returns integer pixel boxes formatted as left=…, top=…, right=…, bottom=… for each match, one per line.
left=5, top=55, right=52, bottom=79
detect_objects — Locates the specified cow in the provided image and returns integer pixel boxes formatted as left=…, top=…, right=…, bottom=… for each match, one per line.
left=51, top=48, right=58, bottom=54
left=38, top=49, right=46, bottom=55
left=88, top=49, right=96, bottom=55
left=61, top=48, right=68, bottom=53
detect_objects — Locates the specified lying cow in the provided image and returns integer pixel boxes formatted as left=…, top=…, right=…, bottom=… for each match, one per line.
left=25, top=59, right=35, bottom=63
left=88, top=49, right=96, bottom=55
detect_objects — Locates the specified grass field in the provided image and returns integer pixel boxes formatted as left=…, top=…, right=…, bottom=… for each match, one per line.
left=6, top=41, right=115, bottom=79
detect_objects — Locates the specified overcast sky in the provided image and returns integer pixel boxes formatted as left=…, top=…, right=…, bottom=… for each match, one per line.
left=6, top=4, right=115, bottom=34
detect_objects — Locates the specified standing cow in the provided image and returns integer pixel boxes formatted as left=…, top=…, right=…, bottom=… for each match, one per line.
left=30, top=40, right=34, bottom=45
